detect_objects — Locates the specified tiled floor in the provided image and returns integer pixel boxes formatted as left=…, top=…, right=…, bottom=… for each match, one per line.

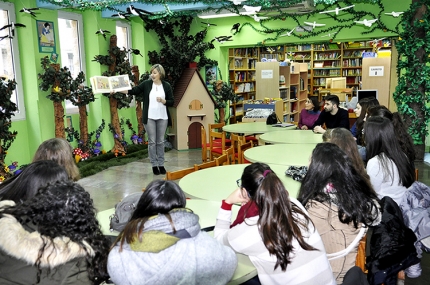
left=78, top=150, right=430, bottom=284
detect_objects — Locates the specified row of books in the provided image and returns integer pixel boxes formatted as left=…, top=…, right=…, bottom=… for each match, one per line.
left=285, top=44, right=312, bottom=51
left=314, top=70, right=342, bottom=77
left=233, top=71, right=256, bottom=81
left=259, top=53, right=284, bottom=61
left=343, top=50, right=366, bottom=58
left=233, top=48, right=258, bottom=58
left=234, top=82, right=255, bottom=93
left=342, top=59, right=363, bottom=67
left=314, top=52, right=341, bottom=60
left=314, top=43, right=340, bottom=50
left=231, top=58, right=257, bottom=69
left=342, top=69, right=362, bottom=76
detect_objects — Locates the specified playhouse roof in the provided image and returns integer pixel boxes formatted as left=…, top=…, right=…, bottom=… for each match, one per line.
left=173, top=67, right=216, bottom=108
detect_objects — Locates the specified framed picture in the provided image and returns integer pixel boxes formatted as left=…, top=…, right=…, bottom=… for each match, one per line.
left=37, top=20, right=56, bottom=53
left=205, top=66, right=217, bottom=89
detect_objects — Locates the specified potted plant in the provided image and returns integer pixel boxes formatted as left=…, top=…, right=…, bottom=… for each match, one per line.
left=211, top=80, right=237, bottom=124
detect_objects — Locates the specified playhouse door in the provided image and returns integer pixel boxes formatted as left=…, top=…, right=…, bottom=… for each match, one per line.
left=188, top=122, right=202, bottom=149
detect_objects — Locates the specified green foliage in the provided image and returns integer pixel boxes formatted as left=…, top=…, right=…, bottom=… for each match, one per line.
left=92, top=46, right=134, bottom=109
left=393, top=0, right=430, bottom=145
left=211, top=81, right=237, bottom=109
left=0, top=78, right=18, bottom=162
left=144, top=16, right=217, bottom=88
left=66, top=119, right=105, bottom=153
left=68, top=71, right=96, bottom=106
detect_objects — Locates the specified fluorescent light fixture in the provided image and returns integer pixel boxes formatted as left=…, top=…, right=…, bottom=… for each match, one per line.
left=198, top=9, right=255, bottom=19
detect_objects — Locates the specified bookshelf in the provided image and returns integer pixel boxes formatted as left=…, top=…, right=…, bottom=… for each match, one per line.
left=228, top=48, right=258, bottom=123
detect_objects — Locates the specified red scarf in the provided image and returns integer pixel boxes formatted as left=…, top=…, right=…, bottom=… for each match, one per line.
left=230, top=201, right=259, bottom=228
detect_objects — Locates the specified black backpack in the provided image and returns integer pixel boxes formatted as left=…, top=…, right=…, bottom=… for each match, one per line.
left=109, top=192, right=142, bottom=232
left=266, top=112, right=280, bottom=125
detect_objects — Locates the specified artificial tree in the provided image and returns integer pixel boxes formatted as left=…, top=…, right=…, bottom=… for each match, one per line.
left=0, top=78, right=18, bottom=179
left=211, top=80, right=237, bottom=124
left=143, top=15, right=217, bottom=89
left=131, top=65, right=145, bottom=140
left=393, top=0, right=430, bottom=160
left=92, top=35, right=134, bottom=154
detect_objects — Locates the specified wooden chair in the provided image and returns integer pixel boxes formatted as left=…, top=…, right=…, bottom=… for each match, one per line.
left=230, top=133, right=245, bottom=164
left=208, top=123, right=227, bottom=161
left=194, top=160, right=217, bottom=171
left=223, top=146, right=234, bottom=165
left=165, top=167, right=195, bottom=180
left=215, top=153, right=229, bottom=166
left=237, top=141, right=253, bottom=164
left=415, top=168, right=419, bottom=181
left=201, top=126, right=209, bottom=162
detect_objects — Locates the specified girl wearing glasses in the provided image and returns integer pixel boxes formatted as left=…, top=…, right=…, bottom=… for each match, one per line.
left=298, top=96, right=320, bottom=130
left=214, top=163, right=335, bottom=285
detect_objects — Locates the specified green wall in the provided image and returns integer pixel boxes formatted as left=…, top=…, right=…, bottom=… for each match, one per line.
left=5, top=0, right=411, bottom=165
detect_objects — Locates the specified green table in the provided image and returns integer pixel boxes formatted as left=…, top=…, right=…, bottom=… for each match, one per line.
left=260, top=130, right=323, bottom=144
left=222, top=122, right=295, bottom=134
left=244, top=144, right=317, bottom=166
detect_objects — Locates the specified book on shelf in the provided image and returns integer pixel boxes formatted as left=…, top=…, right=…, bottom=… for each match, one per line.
left=90, top=75, right=131, bottom=94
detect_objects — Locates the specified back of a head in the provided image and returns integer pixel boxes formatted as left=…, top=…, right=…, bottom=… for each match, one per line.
left=364, top=116, right=395, bottom=160
left=357, top=98, right=380, bottom=122
left=33, top=138, right=80, bottom=181
left=0, top=160, right=69, bottom=203
left=299, top=143, right=378, bottom=226
left=367, top=105, right=392, bottom=120
left=329, top=128, right=366, bottom=174
left=325, top=94, right=340, bottom=107
left=131, top=180, right=186, bottom=220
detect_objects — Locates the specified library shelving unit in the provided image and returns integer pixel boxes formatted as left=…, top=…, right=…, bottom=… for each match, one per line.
left=259, top=45, right=285, bottom=62
left=228, top=48, right=258, bottom=123
left=342, top=42, right=373, bottom=89
left=285, top=44, right=312, bottom=92
left=312, top=43, right=342, bottom=93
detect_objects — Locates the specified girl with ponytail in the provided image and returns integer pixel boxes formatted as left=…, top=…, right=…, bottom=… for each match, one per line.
left=214, top=162, right=335, bottom=285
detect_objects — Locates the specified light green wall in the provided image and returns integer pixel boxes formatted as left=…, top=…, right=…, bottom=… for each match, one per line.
left=6, top=0, right=411, bottom=164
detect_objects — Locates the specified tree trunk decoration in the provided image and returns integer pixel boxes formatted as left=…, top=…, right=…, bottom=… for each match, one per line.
left=132, top=65, right=144, bottom=137
left=78, top=104, right=88, bottom=146
left=52, top=64, right=65, bottom=139
left=219, top=108, right=225, bottom=125
left=394, top=0, right=429, bottom=160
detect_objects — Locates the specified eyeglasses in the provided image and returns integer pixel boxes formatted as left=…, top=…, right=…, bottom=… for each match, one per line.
left=236, top=179, right=242, bottom=188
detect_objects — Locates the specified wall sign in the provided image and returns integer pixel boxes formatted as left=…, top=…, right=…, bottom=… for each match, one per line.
left=369, top=66, right=384, bottom=76
left=261, top=70, right=273, bottom=79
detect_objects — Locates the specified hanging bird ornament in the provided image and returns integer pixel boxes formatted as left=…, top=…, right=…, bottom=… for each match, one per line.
left=130, top=48, right=143, bottom=57
left=231, top=23, right=240, bottom=34
left=280, top=27, right=296, bottom=37
left=19, top=7, right=39, bottom=17
left=319, top=5, right=354, bottom=15
left=354, top=18, right=378, bottom=27
left=0, top=22, right=26, bottom=37
left=95, top=29, right=111, bottom=40
left=385, top=11, right=404, bottom=17
left=304, top=21, right=326, bottom=29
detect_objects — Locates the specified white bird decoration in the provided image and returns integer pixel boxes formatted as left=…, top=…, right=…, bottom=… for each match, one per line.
left=280, top=27, right=296, bottom=37
left=229, top=0, right=246, bottom=5
left=243, top=5, right=261, bottom=14
left=304, top=21, right=326, bottom=28
left=253, top=14, right=268, bottom=22
left=385, top=11, right=404, bottom=17
left=354, top=18, right=378, bottom=27
left=319, top=5, right=354, bottom=15
left=321, top=32, right=338, bottom=38
left=266, top=47, right=275, bottom=53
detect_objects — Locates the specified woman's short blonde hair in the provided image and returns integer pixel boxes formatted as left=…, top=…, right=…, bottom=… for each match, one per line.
left=33, top=138, right=80, bottom=181
left=151, top=64, right=165, bottom=80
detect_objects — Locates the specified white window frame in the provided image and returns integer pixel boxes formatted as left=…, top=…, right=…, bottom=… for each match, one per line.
left=116, top=21, right=132, bottom=65
left=57, top=11, right=86, bottom=115
left=0, top=1, right=26, bottom=121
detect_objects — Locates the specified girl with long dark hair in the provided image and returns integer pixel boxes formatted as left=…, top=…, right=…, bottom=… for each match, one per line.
left=214, top=163, right=335, bottom=285
left=0, top=181, right=111, bottom=284
left=108, top=180, right=237, bottom=285
left=351, top=97, right=379, bottom=144
left=364, top=116, right=415, bottom=204
left=298, top=143, right=380, bottom=284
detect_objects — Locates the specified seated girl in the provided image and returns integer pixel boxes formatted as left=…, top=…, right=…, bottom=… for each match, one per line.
left=298, top=143, right=380, bottom=284
left=298, top=96, right=320, bottom=130
left=108, top=179, right=237, bottom=285
left=0, top=181, right=111, bottom=284
left=214, top=162, right=335, bottom=285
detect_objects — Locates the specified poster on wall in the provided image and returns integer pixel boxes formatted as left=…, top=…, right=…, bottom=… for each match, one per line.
left=37, top=20, right=56, bottom=53
left=205, top=66, right=217, bottom=89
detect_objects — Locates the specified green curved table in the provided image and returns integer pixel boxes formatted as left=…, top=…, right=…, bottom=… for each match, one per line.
left=244, top=144, right=317, bottom=166
left=222, top=122, right=295, bottom=134
left=179, top=164, right=301, bottom=201
left=260, top=130, right=323, bottom=144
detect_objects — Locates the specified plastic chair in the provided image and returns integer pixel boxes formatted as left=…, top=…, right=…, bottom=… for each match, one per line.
left=165, top=167, right=195, bottom=180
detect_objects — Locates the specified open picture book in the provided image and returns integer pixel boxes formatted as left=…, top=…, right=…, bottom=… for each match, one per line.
left=90, top=75, right=132, bottom=94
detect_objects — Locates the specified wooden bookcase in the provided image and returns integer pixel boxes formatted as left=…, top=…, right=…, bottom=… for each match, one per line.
left=228, top=48, right=258, bottom=124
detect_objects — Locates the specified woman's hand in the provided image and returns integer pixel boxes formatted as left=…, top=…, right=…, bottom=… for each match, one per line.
left=156, top=97, right=165, bottom=104
left=225, top=187, right=249, bottom=205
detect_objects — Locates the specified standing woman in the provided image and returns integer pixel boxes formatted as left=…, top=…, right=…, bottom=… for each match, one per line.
left=214, top=163, right=335, bottom=285
left=364, top=116, right=415, bottom=204
left=128, top=64, right=174, bottom=175
left=298, top=96, right=320, bottom=130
